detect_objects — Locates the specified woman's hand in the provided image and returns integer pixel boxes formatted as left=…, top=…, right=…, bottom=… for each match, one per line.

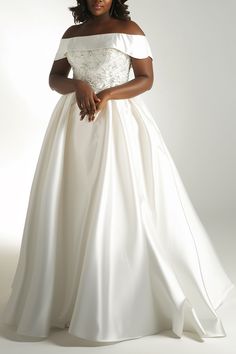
left=79, top=88, right=111, bottom=122
left=75, top=80, right=101, bottom=121
left=96, top=89, right=111, bottom=112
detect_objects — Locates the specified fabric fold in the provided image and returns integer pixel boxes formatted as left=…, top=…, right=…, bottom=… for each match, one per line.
left=2, top=93, right=234, bottom=341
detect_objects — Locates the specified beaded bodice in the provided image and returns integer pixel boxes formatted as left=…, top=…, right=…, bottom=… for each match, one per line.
left=54, top=32, right=153, bottom=93
left=67, top=48, right=131, bottom=93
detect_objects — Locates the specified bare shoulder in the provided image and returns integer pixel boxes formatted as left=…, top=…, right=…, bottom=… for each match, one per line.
left=60, top=21, right=146, bottom=38
left=61, top=25, right=81, bottom=39
left=122, top=20, right=146, bottom=36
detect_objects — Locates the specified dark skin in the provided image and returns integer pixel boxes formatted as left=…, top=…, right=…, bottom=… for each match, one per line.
left=49, top=0, right=154, bottom=122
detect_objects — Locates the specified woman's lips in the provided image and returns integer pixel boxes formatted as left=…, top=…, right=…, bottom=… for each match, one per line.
left=93, top=4, right=103, bottom=10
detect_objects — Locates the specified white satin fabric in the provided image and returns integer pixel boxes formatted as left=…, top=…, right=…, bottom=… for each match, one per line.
left=53, top=32, right=153, bottom=61
left=2, top=33, right=234, bottom=342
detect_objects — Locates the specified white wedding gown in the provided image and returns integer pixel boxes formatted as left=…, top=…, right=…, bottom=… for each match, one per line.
left=2, top=32, right=235, bottom=342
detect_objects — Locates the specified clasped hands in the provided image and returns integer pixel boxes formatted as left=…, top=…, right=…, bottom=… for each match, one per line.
left=75, top=80, right=110, bottom=122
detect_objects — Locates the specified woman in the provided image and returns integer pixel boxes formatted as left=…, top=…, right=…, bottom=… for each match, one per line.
left=2, top=0, right=235, bottom=344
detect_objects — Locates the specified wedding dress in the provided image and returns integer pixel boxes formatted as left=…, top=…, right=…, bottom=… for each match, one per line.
left=1, top=32, right=235, bottom=342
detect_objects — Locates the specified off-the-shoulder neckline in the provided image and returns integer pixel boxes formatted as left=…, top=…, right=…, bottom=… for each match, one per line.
left=61, top=32, right=146, bottom=40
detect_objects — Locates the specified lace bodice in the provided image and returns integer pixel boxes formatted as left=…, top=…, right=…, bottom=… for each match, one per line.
left=54, top=32, right=153, bottom=93
left=67, top=48, right=131, bottom=93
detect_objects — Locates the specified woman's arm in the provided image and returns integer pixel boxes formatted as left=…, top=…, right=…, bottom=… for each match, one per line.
left=48, top=57, right=77, bottom=94
left=48, top=25, right=85, bottom=94
left=103, top=20, right=154, bottom=100
left=79, top=56, right=153, bottom=121
left=49, top=58, right=100, bottom=117
left=48, top=48, right=154, bottom=98
left=104, top=56, right=154, bottom=100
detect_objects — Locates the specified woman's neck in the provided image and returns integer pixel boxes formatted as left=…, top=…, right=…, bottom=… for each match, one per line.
left=87, top=13, right=114, bottom=25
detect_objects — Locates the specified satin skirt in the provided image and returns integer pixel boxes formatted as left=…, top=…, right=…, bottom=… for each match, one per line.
left=2, top=93, right=235, bottom=342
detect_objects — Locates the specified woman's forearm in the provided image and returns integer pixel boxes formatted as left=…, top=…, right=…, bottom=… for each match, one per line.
left=49, top=74, right=79, bottom=95
left=49, top=74, right=153, bottom=99
left=105, top=76, right=153, bottom=100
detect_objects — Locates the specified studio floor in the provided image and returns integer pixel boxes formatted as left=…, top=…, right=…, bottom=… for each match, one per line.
left=0, top=216, right=236, bottom=354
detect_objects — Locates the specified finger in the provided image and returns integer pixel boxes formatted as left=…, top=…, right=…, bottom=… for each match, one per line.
left=79, top=100, right=85, bottom=110
left=80, top=97, right=88, bottom=110
left=88, top=111, right=96, bottom=122
left=93, top=94, right=101, bottom=103
left=80, top=111, right=87, bottom=120
left=88, top=97, right=97, bottom=115
left=80, top=114, right=85, bottom=120
left=80, top=110, right=86, bottom=118
left=92, top=111, right=99, bottom=122
left=89, top=97, right=97, bottom=114
left=84, top=98, right=92, bottom=113
left=93, top=91, right=101, bottom=100
left=92, top=110, right=100, bottom=122
left=80, top=108, right=87, bottom=115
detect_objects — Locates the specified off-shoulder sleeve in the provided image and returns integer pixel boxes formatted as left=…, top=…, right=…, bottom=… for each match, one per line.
left=54, top=38, right=69, bottom=61
left=121, top=34, right=153, bottom=60
left=53, top=33, right=153, bottom=61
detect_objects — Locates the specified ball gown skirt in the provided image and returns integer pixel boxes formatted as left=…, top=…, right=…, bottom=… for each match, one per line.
left=1, top=33, right=235, bottom=342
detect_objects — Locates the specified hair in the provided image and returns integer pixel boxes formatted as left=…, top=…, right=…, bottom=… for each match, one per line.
left=68, top=0, right=131, bottom=23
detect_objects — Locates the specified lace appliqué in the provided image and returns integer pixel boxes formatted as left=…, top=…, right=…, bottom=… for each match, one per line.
left=67, top=48, right=132, bottom=93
